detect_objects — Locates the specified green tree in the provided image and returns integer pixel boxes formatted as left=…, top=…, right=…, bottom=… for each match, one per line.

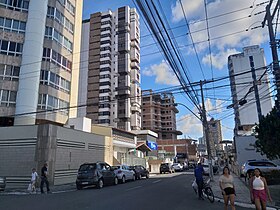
left=255, top=107, right=280, bottom=159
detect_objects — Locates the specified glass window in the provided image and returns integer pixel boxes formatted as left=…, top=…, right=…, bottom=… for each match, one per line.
left=1, top=40, right=8, bottom=51
left=9, top=41, right=16, bottom=52
left=1, top=90, right=8, bottom=101
left=16, top=43, right=22, bottom=52
left=4, top=18, right=12, bottom=28
left=9, top=91, right=16, bottom=101
left=13, top=66, right=20, bottom=76
left=0, top=17, right=4, bottom=27
left=12, top=20, right=19, bottom=30
left=19, top=22, right=25, bottom=30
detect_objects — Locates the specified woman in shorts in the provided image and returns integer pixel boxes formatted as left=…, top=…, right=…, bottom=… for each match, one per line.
left=249, top=168, right=272, bottom=210
left=219, top=166, right=236, bottom=210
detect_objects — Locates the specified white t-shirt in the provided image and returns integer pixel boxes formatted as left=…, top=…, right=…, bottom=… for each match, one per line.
left=31, top=172, right=38, bottom=181
left=219, top=174, right=234, bottom=189
left=253, top=176, right=265, bottom=190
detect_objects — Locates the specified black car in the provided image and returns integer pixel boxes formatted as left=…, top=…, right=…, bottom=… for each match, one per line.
left=76, top=162, right=118, bottom=190
left=160, top=163, right=175, bottom=174
left=129, top=165, right=149, bottom=179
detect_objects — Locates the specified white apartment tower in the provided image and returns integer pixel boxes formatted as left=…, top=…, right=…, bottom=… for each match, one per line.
left=228, top=45, right=272, bottom=135
left=0, top=0, right=83, bottom=126
left=78, top=6, right=141, bottom=131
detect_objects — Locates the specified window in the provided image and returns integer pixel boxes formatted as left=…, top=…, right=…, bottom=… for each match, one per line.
left=0, top=0, right=29, bottom=12
left=0, top=40, right=23, bottom=56
left=45, top=26, right=73, bottom=52
left=38, top=93, right=69, bottom=115
left=40, top=70, right=70, bottom=93
left=42, top=48, right=72, bottom=71
left=0, top=89, right=17, bottom=107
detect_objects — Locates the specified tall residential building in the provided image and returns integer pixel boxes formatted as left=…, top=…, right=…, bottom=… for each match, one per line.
left=141, top=90, right=182, bottom=140
left=228, top=46, right=272, bottom=135
left=78, top=6, right=141, bottom=131
left=207, top=118, right=222, bottom=156
left=0, top=0, right=83, bottom=126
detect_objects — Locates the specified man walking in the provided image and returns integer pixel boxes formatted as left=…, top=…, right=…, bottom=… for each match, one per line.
left=40, top=163, right=50, bottom=194
left=194, top=162, right=204, bottom=200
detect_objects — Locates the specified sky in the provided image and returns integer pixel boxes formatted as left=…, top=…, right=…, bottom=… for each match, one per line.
left=82, top=0, right=276, bottom=140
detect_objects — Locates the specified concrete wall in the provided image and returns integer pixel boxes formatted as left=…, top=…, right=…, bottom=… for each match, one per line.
left=0, top=124, right=112, bottom=187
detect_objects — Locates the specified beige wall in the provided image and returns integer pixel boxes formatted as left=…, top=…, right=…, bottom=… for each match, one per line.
left=69, top=1, right=83, bottom=119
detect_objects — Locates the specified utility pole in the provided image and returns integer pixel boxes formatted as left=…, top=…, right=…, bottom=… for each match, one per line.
left=249, top=56, right=262, bottom=121
left=262, top=0, right=280, bottom=108
left=200, top=80, right=214, bottom=180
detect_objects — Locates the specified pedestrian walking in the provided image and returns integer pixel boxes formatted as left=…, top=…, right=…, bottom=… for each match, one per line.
left=40, top=163, right=50, bottom=194
left=194, top=162, right=204, bottom=200
left=219, top=166, right=236, bottom=210
left=249, top=168, right=272, bottom=210
left=30, top=168, right=38, bottom=193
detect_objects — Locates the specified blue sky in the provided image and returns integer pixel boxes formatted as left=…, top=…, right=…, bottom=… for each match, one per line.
left=83, top=0, right=276, bottom=140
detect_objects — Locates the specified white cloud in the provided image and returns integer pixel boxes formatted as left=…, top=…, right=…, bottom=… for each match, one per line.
left=142, top=60, right=180, bottom=85
left=177, top=113, right=203, bottom=139
left=171, top=0, right=204, bottom=22
left=172, top=0, right=271, bottom=69
left=202, top=48, right=240, bottom=70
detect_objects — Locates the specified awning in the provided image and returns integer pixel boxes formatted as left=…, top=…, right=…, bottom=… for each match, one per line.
left=136, top=142, right=152, bottom=152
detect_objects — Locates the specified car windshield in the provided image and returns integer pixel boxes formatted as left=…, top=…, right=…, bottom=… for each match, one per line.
left=79, top=164, right=96, bottom=171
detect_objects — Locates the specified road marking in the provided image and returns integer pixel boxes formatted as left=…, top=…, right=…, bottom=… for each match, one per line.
left=152, top=180, right=162, bottom=184
left=125, top=186, right=142, bottom=191
left=52, top=189, right=76, bottom=194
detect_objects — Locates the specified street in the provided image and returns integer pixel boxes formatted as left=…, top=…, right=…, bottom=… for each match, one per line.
left=0, top=173, right=251, bottom=210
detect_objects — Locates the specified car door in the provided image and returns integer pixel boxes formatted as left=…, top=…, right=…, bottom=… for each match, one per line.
left=105, top=163, right=115, bottom=184
left=99, top=163, right=109, bottom=184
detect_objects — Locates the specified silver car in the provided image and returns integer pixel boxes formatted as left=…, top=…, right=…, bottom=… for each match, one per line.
left=113, top=165, right=135, bottom=183
left=240, top=160, right=280, bottom=180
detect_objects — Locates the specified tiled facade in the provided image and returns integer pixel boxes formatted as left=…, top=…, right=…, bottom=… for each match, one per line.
left=0, top=0, right=83, bottom=126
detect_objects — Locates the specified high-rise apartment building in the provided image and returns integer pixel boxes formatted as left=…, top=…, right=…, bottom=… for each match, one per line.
left=141, top=90, right=182, bottom=140
left=207, top=118, right=222, bottom=157
left=0, top=0, right=83, bottom=126
left=78, top=6, right=141, bottom=131
left=228, top=46, right=272, bottom=135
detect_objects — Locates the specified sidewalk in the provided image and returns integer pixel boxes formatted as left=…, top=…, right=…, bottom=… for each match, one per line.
left=0, top=174, right=158, bottom=196
left=211, top=172, right=280, bottom=210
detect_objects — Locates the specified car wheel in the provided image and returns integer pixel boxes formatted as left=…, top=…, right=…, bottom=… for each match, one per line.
left=160, top=171, right=162, bottom=174
left=114, top=177, right=118, bottom=185
left=97, top=179, right=104, bottom=189
left=146, top=174, right=149, bottom=179
left=122, top=176, right=126, bottom=184
left=76, top=184, right=82, bottom=190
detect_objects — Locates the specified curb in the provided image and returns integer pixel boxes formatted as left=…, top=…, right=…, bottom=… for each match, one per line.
left=214, top=196, right=279, bottom=210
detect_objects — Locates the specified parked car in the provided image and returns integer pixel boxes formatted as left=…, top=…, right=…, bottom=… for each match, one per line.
left=112, top=165, right=135, bottom=183
left=172, top=163, right=183, bottom=172
left=240, top=159, right=280, bottom=180
left=160, top=163, right=175, bottom=174
left=0, top=177, right=6, bottom=191
left=76, top=162, right=118, bottom=190
left=129, top=165, right=149, bottom=180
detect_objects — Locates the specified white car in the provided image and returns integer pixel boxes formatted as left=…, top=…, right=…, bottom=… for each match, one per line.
left=113, top=165, right=135, bottom=183
left=172, top=163, right=183, bottom=172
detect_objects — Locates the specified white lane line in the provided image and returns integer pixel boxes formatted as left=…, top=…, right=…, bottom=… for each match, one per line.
left=52, top=189, right=76, bottom=194
left=152, top=180, right=162, bottom=184
left=125, top=186, right=142, bottom=191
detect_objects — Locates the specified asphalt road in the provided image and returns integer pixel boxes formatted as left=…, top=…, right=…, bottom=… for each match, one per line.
left=0, top=172, right=251, bottom=210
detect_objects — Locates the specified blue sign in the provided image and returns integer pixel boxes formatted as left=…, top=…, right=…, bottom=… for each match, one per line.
left=147, top=141, right=158, bottom=150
